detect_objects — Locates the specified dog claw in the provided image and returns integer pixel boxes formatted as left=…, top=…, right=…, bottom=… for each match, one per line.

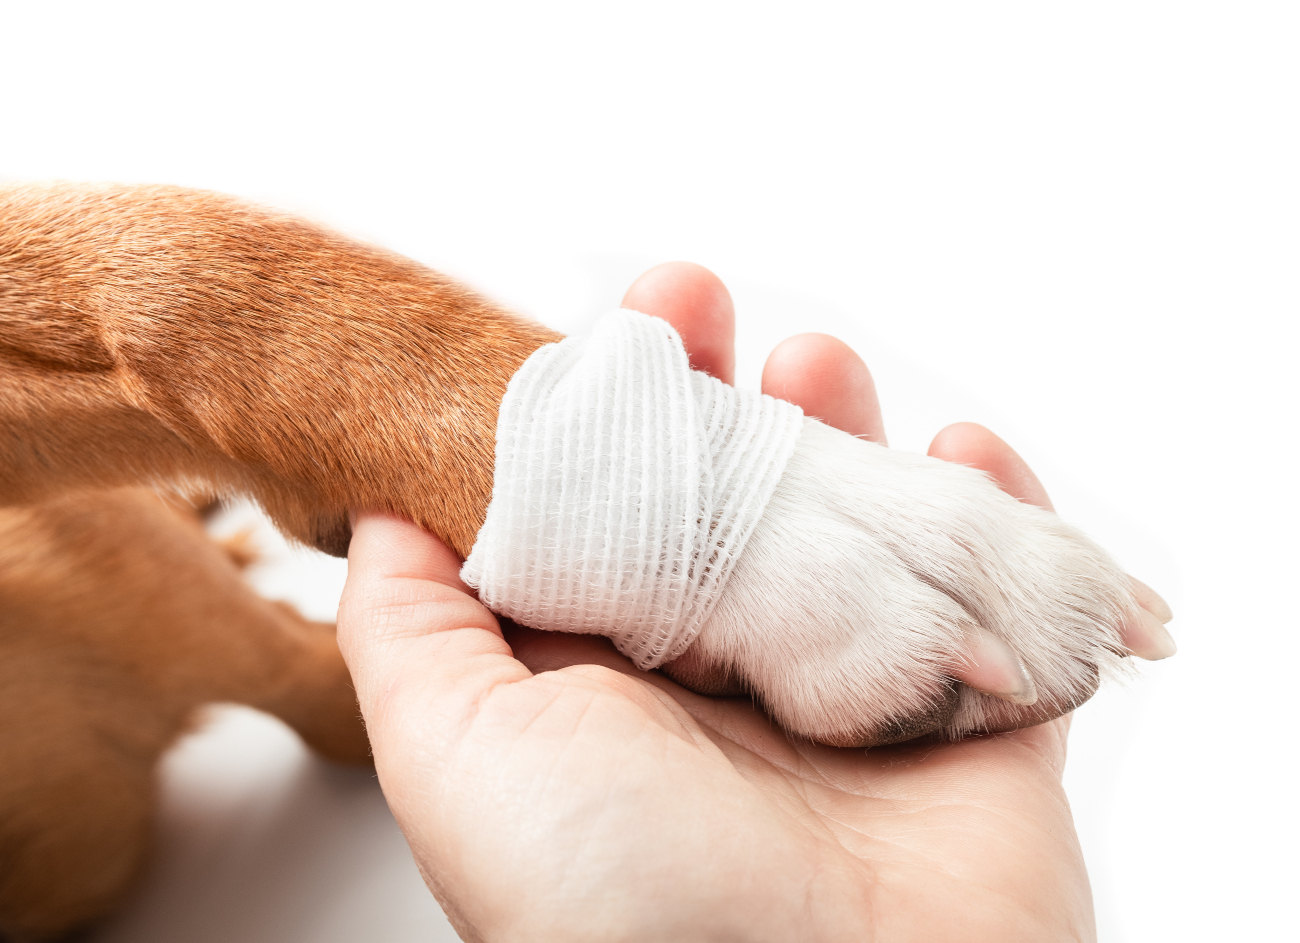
left=1129, top=576, right=1173, bottom=623
left=950, top=627, right=1039, bottom=706
left=1123, top=607, right=1178, bottom=661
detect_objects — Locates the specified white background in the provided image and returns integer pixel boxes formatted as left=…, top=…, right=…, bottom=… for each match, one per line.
left=4, top=2, right=1297, bottom=940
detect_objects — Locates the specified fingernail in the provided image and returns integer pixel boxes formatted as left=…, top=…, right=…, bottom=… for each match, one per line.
left=1126, top=607, right=1178, bottom=661
left=1129, top=576, right=1173, bottom=624
left=951, top=627, right=1040, bottom=706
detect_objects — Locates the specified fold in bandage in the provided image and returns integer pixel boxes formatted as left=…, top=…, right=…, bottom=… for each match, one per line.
left=462, top=309, right=805, bottom=669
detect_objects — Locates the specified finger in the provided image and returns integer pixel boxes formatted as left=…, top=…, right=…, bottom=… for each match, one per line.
left=761, top=333, right=886, bottom=443
left=622, top=261, right=736, bottom=384
left=337, top=512, right=527, bottom=729
left=345, top=509, right=475, bottom=594
left=927, top=422, right=1054, bottom=510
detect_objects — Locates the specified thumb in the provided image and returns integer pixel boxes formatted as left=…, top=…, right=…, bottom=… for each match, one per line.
left=337, top=512, right=529, bottom=744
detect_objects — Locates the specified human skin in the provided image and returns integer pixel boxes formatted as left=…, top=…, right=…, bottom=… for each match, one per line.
left=337, top=263, right=1164, bottom=942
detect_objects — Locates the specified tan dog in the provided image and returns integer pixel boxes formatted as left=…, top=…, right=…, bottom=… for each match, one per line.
left=0, top=489, right=368, bottom=939
left=0, top=182, right=1171, bottom=939
left=0, top=182, right=564, bottom=940
left=0, top=182, right=562, bottom=941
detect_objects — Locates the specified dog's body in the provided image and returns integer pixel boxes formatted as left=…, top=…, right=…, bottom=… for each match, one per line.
left=0, top=488, right=369, bottom=939
left=1, top=182, right=1151, bottom=939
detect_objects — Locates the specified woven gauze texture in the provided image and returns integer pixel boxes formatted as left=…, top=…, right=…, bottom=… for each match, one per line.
left=461, top=309, right=805, bottom=669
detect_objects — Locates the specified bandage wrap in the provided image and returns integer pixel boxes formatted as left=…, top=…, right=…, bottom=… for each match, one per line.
left=462, top=310, right=804, bottom=669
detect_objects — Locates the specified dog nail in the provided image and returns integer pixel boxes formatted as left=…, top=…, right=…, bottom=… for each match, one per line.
left=951, top=628, right=1039, bottom=706
left=1128, top=576, right=1173, bottom=623
left=1124, top=607, right=1178, bottom=660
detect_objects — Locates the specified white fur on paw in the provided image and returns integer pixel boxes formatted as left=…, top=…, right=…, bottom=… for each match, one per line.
left=677, top=418, right=1139, bottom=746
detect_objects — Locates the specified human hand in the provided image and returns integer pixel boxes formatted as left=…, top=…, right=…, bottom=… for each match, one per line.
left=337, top=263, right=1166, bottom=941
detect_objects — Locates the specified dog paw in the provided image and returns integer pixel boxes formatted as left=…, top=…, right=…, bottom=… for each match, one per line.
left=663, top=418, right=1149, bottom=746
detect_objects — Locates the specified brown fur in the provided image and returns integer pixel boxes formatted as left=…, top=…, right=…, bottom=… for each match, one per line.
left=0, top=490, right=371, bottom=940
left=0, top=182, right=560, bottom=556
left=0, top=183, right=560, bottom=940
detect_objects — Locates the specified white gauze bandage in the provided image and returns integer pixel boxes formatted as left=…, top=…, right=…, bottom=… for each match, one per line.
left=461, top=309, right=805, bottom=669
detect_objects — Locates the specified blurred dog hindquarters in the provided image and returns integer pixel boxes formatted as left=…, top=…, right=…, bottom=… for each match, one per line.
left=0, top=488, right=370, bottom=941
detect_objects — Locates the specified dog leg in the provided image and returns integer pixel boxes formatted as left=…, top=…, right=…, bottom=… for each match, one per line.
left=0, top=182, right=558, bottom=556
left=0, top=489, right=369, bottom=939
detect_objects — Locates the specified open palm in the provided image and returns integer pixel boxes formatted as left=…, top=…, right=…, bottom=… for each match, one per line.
left=338, top=264, right=1122, bottom=942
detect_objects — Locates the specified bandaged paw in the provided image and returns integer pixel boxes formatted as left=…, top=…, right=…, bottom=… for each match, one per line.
left=464, top=310, right=1143, bottom=746
left=461, top=310, right=804, bottom=669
